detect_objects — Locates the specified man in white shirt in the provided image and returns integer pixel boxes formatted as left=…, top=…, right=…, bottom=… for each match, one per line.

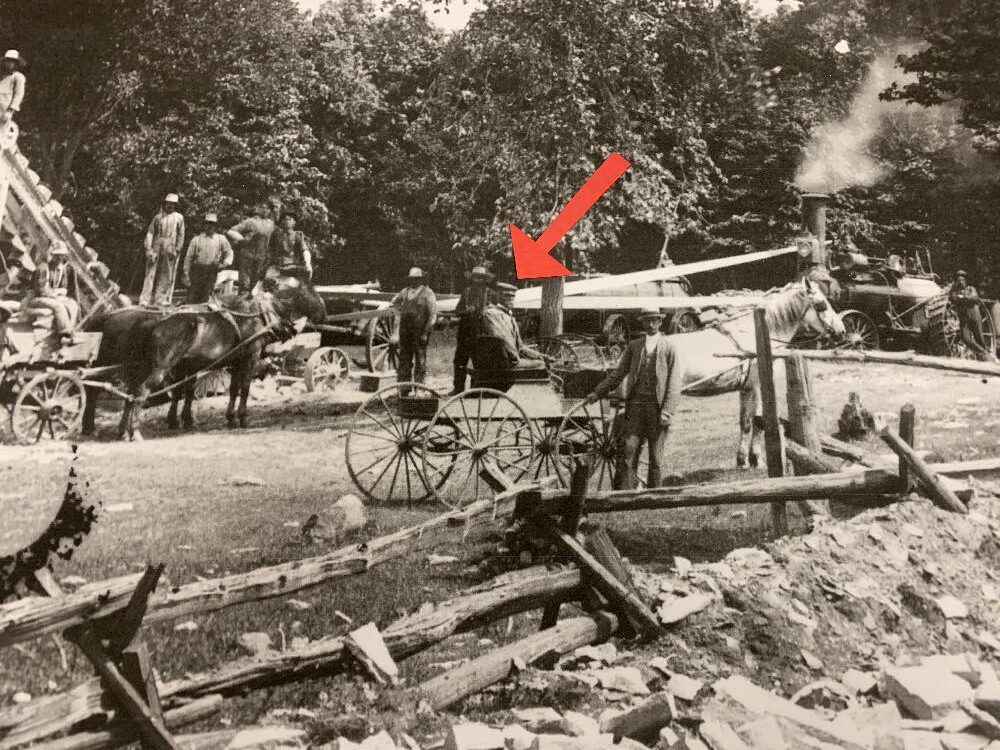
left=141, top=193, right=186, bottom=305
left=183, top=213, right=233, bottom=303
left=0, top=50, right=26, bottom=144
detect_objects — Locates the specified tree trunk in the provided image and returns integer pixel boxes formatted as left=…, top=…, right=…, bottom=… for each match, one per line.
left=540, top=275, right=564, bottom=337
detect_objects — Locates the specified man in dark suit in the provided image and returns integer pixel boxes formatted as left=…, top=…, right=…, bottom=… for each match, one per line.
left=585, top=307, right=684, bottom=489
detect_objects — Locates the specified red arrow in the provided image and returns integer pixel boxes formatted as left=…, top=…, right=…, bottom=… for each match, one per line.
left=511, top=152, right=631, bottom=280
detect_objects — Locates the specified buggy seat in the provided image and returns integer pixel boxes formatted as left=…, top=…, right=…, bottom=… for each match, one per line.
left=470, top=335, right=548, bottom=391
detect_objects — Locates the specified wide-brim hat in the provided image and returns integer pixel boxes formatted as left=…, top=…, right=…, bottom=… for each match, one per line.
left=49, top=241, right=69, bottom=256
left=408, top=266, right=424, bottom=278
left=470, top=265, right=490, bottom=279
left=164, top=193, right=179, bottom=204
left=3, top=50, right=23, bottom=66
left=638, top=306, right=666, bottom=319
left=956, top=269, right=968, bottom=277
left=495, top=282, right=517, bottom=294
left=204, top=212, right=219, bottom=223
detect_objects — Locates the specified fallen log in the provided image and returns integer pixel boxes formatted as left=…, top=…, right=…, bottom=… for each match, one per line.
left=1, top=566, right=579, bottom=747
left=881, top=427, right=968, bottom=514
left=784, top=438, right=842, bottom=476
left=31, top=695, right=221, bottom=750
left=717, top=347, right=1000, bottom=378
left=534, top=469, right=902, bottom=514
left=819, top=434, right=876, bottom=467
left=0, top=492, right=519, bottom=649
left=419, top=612, right=619, bottom=711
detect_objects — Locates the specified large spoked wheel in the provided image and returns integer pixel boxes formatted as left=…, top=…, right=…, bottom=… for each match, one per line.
left=945, top=300, right=998, bottom=360
left=10, top=371, right=86, bottom=445
left=557, top=334, right=607, bottom=368
left=345, top=384, right=447, bottom=505
left=528, top=337, right=578, bottom=369
left=835, top=310, right=880, bottom=351
left=365, top=313, right=399, bottom=373
left=528, top=419, right=569, bottom=484
left=304, top=347, right=350, bottom=392
left=421, top=388, right=535, bottom=509
left=554, top=399, right=648, bottom=492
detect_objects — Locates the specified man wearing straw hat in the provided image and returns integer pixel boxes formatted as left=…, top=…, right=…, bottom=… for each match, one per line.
left=0, top=50, right=25, bottom=140
left=183, top=213, right=233, bottom=304
left=141, top=193, right=186, bottom=305
left=452, top=265, right=494, bottom=394
left=585, top=307, right=684, bottom=489
left=391, top=266, right=437, bottom=388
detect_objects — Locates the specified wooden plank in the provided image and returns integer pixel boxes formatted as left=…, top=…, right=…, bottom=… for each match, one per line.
left=0, top=496, right=512, bottom=649
left=120, top=639, right=165, bottom=740
left=535, top=468, right=903, bottom=513
left=717, top=347, right=1000, bottom=378
left=785, top=354, right=830, bottom=518
left=67, top=630, right=179, bottom=750
left=539, top=515, right=661, bottom=638
left=784, top=438, right=842, bottom=475
left=418, top=612, right=619, bottom=710
left=754, top=308, right=788, bottom=535
left=344, top=623, right=399, bottom=686
left=880, top=427, right=967, bottom=514
left=101, top=565, right=163, bottom=654
left=540, top=461, right=589, bottom=631
left=513, top=294, right=764, bottom=310
left=29, top=695, right=220, bottom=750
left=899, top=404, right=916, bottom=491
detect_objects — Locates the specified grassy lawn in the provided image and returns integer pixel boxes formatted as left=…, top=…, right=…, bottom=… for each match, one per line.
left=2, top=333, right=999, bottom=732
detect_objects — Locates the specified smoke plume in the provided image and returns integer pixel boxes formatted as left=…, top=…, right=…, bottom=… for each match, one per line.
left=794, top=51, right=912, bottom=193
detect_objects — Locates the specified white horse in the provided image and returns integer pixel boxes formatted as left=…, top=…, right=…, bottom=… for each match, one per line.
left=671, top=277, right=846, bottom=468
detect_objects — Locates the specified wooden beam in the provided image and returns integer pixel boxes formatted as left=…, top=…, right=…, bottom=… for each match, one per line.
left=540, top=461, right=589, bottom=631
left=754, top=308, right=787, bottom=535
left=418, top=612, right=619, bottom=711
left=784, top=437, right=842, bottom=475
left=785, top=353, right=829, bottom=518
left=880, top=427, right=967, bottom=514
left=536, top=469, right=903, bottom=514
left=899, top=404, right=916, bottom=491
left=539, top=515, right=660, bottom=638
left=717, top=347, right=1000, bottom=378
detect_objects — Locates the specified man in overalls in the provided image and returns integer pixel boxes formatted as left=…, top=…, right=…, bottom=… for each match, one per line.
left=391, top=267, right=437, bottom=388
left=452, top=265, right=493, bottom=394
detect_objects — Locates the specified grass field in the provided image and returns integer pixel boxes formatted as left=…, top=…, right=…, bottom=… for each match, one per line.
left=2, top=333, right=999, bottom=732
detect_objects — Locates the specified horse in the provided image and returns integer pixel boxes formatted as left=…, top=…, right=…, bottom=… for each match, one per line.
left=669, top=277, right=846, bottom=468
left=116, top=277, right=326, bottom=440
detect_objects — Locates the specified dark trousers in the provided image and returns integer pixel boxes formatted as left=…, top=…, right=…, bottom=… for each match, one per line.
left=960, top=308, right=990, bottom=359
left=614, top=400, right=668, bottom=490
left=237, top=252, right=265, bottom=294
left=188, top=265, right=218, bottom=304
left=398, top=325, right=429, bottom=385
left=453, top=326, right=477, bottom=391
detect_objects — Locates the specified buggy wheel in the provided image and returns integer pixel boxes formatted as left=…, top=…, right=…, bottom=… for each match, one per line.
left=304, top=347, right=350, bottom=392
left=553, top=399, right=648, bottom=492
left=345, top=384, right=446, bottom=505
left=924, top=293, right=952, bottom=356
left=365, top=313, right=399, bottom=373
left=528, top=419, right=568, bottom=484
left=11, top=371, right=86, bottom=445
left=836, top=310, right=880, bottom=351
left=557, top=334, right=607, bottom=368
left=528, top=337, right=578, bottom=369
left=421, top=388, right=535, bottom=509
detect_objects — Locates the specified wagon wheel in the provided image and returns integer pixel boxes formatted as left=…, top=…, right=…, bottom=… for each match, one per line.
left=835, top=310, right=880, bottom=351
left=365, top=313, right=399, bottom=373
left=553, top=398, right=648, bottom=492
left=944, top=299, right=998, bottom=360
left=557, top=334, right=607, bottom=368
left=528, top=419, right=569, bottom=484
left=10, top=371, right=86, bottom=445
left=421, top=388, right=535, bottom=509
left=924, top=293, right=952, bottom=357
left=304, top=347, right=350, bottom=392
left=345, top=384, right=448, bottom=505
left=528, top=337, right=578, bottom=369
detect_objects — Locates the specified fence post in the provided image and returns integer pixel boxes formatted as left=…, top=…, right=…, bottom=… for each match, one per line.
left=754, top=308, right=788, bottom=535
left=899, top=403, right=916, bottom=491
left=785, top=352, right=830, bottom=518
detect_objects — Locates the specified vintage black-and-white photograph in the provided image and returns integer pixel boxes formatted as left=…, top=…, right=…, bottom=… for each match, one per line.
left=2, top=0, right=1000, bottom=748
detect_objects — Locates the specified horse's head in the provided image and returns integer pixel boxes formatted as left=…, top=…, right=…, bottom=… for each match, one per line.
left=266, top=274, right=327, bottom=326
left=799, top=276, right=845, bottom=339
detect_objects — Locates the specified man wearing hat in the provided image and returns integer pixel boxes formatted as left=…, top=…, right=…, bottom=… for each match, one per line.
left=141, top=193, right=186, bottom=305
left=951, top=269, right=995, bottom=362
left=479, top=282, right=547, bottom=369
left=0, top=241, right=34, bottom=317
left=227, top=202, right=277, bottom=295
left=391, top=267, right=437, bottom=387
left=584, top=307, right=684, bottom=489
left=0, top=50, right=25, bottom=135
left=183, top=213, right=233, bottom=304
left=452, top=265, right=495, bottom=394
left=266, top=210, right=311, bottom=278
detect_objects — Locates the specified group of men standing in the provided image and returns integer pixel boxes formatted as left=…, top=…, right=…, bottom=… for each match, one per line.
left=140, top=195, right=312, bottom=306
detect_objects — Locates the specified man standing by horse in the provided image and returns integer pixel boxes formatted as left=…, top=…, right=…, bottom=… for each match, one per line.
left=391, top=267, right=437, bottom=388
left=452, top=265, right=493, bottom=394
left=584, top=307, right=684, bottom=490
left=227, top=202, right=276, bottom=295
left=140, top=193, right=186, bottom=306
left=183, top=213, right=233, bottom=304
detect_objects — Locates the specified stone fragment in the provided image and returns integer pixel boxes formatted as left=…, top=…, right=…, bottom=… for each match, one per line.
left=831, top=702, right=903, bottom=750
left=226, top=727, right=306, bottom=750
left=658, top=592, right=714, bottom=625
left=976, top=683, right=1000, bottom=722
left=361, top=733, right=397, bottom=750
left=884, top=667, right=975, bottom=720
left=444, top=724, right=504, bottom=750
left=561, top=711, right=600, bottom=737
left=842, top=669, right=879, bottom=695
left=899, top=731, right=945, bottom=750
left=659, top=727, right=680, bottom=749
left=345, top=623, right=399, bottom=685
left=237, top=632, right=273, bottom=658
left=666, top=671, right=703, bottom=702
left=939, top=734, right=991, bottom=750
left=921, top=654, right=984, bottom=687
left=575, top=643, right=618, bottom=665
left=735, top=716, right=786, bottom=750
left=502, top=726, right=537, bottom=750
left=600, top=692, right=675, bottom=742
left=937, top=596, right=970, bottom=620
left=529, top=736, right=612, bottom=750
left=595, top=667, right=651, bottom=695
left=674, top=557, right=693, bottom=576
left=513, top=708, right=563, bottom=734
left=699, top=721, right=748, bottom=750
left=800, top=650, right=823, bottom=671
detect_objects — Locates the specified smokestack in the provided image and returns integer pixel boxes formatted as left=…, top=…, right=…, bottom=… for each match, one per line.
left=801, top=193, right=829, bottom=267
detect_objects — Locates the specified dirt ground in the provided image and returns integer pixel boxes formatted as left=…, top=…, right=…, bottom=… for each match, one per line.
left=2, top=335, right=999, bottom=738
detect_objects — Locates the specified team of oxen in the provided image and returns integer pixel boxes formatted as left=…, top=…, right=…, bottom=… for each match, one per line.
left=81, top=274, right=326, bottom=440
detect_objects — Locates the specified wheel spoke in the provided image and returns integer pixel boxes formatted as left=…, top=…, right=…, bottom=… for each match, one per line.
left=355, top=448, right=397, bottom=477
